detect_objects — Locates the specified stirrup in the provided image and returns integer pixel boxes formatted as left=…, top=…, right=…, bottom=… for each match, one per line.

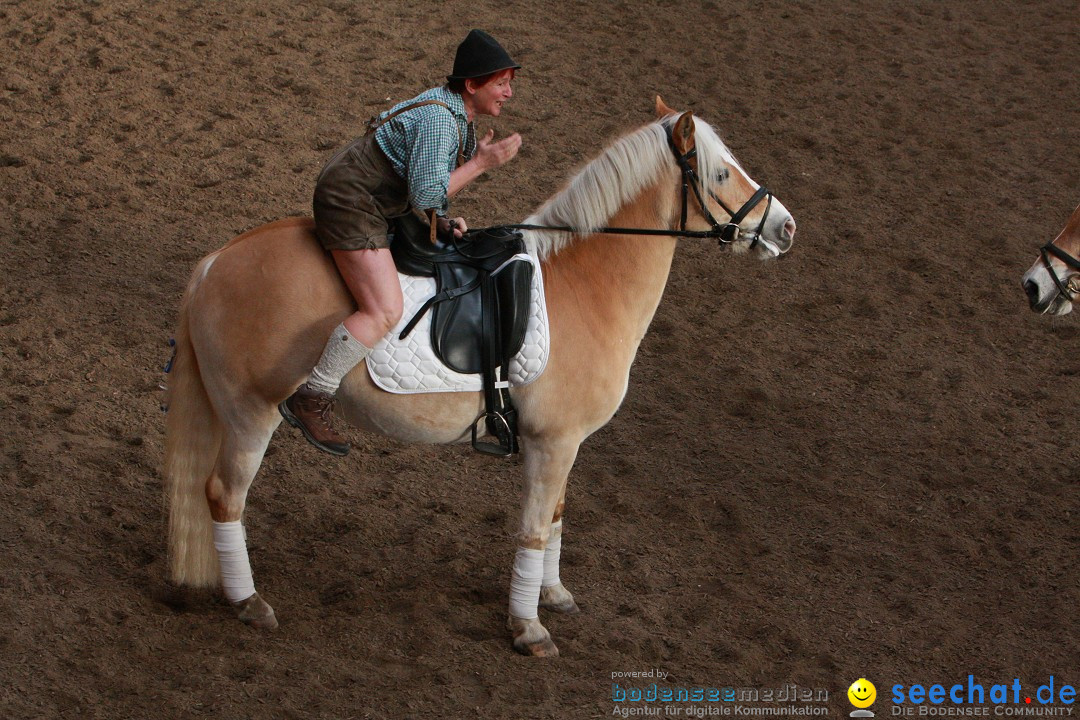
left=471, top=411, right=516, bottom=457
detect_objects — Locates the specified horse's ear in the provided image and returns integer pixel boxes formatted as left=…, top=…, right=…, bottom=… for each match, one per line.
left=671, top=110, right=696, bottom=159
left=655, top=95, right=676, bottom=118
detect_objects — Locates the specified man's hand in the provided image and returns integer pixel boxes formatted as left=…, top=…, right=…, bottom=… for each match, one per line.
left=475, top=130, right=522, bottom=171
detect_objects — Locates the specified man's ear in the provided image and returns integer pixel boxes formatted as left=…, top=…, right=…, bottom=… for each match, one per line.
left=671, top=110, right=696, bottom=163
left=655, top=95, right=677, bottom=118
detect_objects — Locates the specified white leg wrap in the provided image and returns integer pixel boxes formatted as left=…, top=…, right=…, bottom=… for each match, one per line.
left=542, top=520, right=563, bottom=588
left=508, top=547, right=545, bottom=620
left=212, top=521, right=256, bottom=604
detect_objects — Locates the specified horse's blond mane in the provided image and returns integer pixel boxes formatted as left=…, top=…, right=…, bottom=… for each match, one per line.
left=524, top=114, right=740, bottom=260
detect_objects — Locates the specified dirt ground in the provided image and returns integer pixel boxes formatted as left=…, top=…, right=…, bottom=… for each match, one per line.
left=1, top=0, right=1077, bottom=718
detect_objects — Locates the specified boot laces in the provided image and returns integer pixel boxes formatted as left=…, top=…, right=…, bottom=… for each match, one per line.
left=313, top=396, right=336, bottom=428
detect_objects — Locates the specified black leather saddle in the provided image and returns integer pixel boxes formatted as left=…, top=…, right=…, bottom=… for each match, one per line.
left=390, top=212, right=534, bottom=456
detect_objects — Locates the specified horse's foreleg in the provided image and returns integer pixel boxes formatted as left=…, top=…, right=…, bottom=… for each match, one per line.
left=508, top=436, right=581, bottom=657
left=205, top=410, right=279, bottom=630
left=538, top=489, right=580, bottom=615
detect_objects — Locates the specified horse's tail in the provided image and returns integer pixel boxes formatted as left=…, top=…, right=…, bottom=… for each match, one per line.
left=164, top=254, right=223, bottom=588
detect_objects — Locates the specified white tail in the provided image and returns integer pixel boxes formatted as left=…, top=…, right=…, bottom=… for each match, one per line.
left=164, top=259, right=223, bottom=587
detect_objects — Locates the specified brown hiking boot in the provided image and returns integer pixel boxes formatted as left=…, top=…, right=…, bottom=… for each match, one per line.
left=278, top=383, right=350, bottom=456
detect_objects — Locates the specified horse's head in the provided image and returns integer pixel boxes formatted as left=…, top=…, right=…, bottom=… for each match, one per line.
left=656, top=96, right=796, bottom=259
left=1022, top=203, right=1080, bottom=315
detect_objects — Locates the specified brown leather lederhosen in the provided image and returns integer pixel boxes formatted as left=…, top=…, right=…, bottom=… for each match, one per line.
left=312, top=100, right=465, bottom=251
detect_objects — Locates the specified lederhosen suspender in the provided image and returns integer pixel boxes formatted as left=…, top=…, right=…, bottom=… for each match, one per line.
left=367, top=100, right=467, bottom=244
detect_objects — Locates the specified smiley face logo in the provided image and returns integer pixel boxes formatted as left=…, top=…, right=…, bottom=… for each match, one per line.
left=848, top=679, right=877, bottom=708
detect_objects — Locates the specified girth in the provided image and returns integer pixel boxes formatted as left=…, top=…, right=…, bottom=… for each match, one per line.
left=390, top=212, right=533, bottom=456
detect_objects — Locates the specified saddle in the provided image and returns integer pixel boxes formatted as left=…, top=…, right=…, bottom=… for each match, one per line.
left=390, top=212, right=533, bottom=456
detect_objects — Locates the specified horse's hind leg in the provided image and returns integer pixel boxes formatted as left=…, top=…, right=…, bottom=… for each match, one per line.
left=508, top=435, right=581, bottom=657
left=205, top=405, right=280, bottom=630
left=538, top=486, right=581, bottom=615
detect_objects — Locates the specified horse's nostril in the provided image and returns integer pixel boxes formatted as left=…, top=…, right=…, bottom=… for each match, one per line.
left=1023, top=279, right=1039, bottom=306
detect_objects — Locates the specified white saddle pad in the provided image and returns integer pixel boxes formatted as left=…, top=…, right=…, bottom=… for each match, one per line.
left=366, top=251, right=549, bottom=393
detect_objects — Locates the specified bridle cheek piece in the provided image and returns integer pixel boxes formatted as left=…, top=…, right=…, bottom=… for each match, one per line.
left=667, top=125, right=773, bottom=250
left=1040, top=242, right=1080, bottom=303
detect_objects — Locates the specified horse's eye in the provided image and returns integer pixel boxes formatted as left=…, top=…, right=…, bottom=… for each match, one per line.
left=715, top=169, right=729, bottom=183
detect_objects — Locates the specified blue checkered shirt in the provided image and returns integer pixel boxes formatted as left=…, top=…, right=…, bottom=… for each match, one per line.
left=374, top=86, right=476, bottom=216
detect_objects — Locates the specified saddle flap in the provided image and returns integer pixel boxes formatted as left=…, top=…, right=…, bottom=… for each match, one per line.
left=431, top=251, right=533, bottom=374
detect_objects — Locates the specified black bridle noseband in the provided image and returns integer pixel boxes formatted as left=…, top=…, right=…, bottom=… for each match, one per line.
left=1039, top=242, right=1080, bottom=303
left=487, top=121, right=775, bottom=247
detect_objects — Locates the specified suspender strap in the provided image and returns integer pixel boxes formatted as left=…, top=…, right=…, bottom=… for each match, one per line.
left=366, top=99, right=467, bottom=168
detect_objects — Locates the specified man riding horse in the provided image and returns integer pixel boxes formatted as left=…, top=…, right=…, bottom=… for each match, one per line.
left=279, top=29, right=523, bottom=456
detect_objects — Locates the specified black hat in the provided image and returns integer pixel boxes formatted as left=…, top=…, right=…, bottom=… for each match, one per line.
left=447, top=29, right=520, bottom=82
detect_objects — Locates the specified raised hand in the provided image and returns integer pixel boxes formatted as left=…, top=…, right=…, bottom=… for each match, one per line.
left=475, top=129, right=522, bottom=171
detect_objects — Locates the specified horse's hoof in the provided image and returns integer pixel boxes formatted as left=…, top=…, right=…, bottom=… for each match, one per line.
left=508, top=616, right=560, bottom=657
left=234, top=592, right=278, bottom=630
left=541, top=598, right=581, bottom=615
left=539, top=584, right=581, bottom=615
left=514, top=635, right=560, bottom=657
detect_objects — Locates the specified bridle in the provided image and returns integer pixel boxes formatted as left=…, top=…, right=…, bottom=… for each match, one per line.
left=1039, top=241, right=1080, bottom=303
left=483, top=120, right=776, bottom=247
left=666, top=123, right=773, bottom=249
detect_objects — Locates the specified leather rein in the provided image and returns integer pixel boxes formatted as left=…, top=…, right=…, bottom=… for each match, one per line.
left=491, top=122, right=774, bottom=248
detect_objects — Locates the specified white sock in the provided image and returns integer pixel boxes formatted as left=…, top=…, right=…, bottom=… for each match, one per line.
left=212, top=521, right=256, bottom=603
left=307, top=323, right=373, bottom=395
left=542, top=520, right=563, bottom=588
left=509, top=547, right=545, bottom=620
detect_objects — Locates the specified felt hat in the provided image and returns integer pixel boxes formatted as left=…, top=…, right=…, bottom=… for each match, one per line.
left=447, top=29, right=520, bottom=82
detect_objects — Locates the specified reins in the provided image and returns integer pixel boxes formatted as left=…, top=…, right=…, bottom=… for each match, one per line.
left=479, top=222, right=738, bottom=240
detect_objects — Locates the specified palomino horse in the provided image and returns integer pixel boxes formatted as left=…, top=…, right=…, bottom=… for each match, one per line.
left=165, top=97, right=797, bottom=656
left=1023, top=203, right=1080, bottom=315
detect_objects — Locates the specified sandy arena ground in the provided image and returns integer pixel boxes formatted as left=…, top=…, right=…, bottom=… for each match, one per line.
left=1, top=0, right=1077, bottom=718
